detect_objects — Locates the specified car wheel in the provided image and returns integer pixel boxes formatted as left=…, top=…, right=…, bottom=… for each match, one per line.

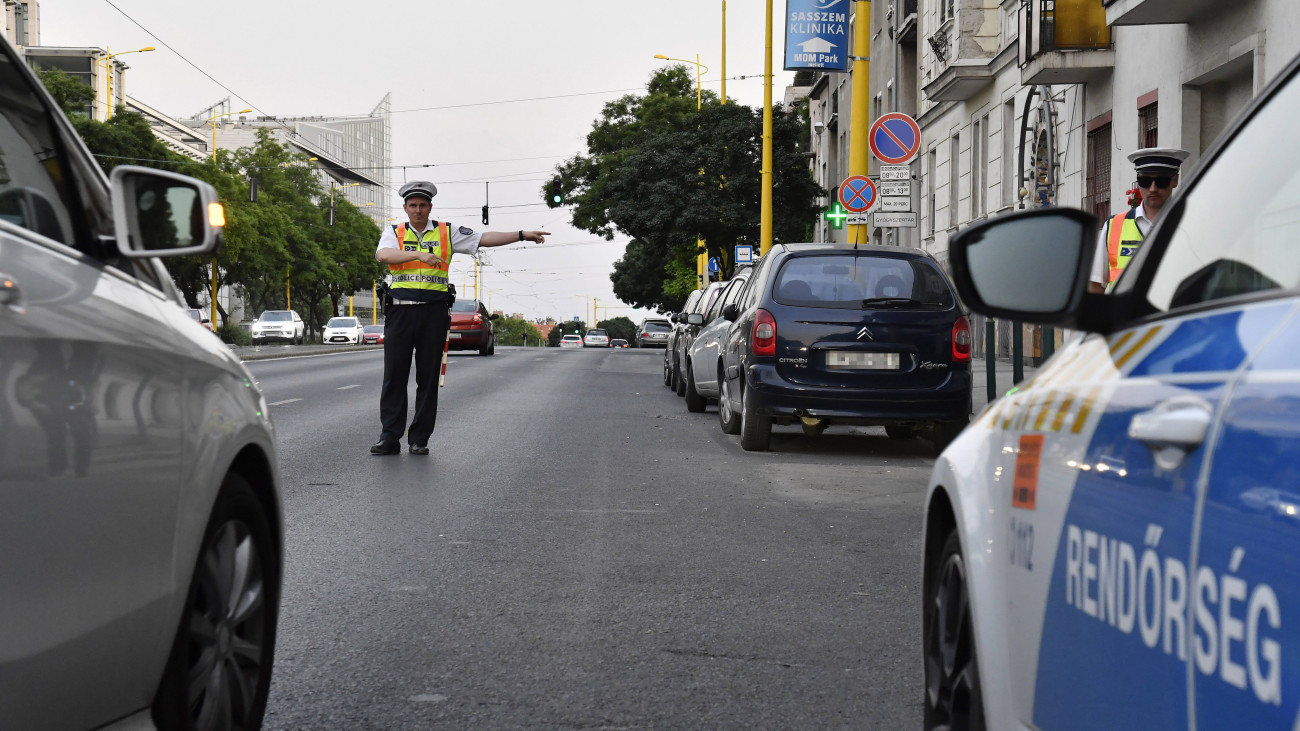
left=674, top=362, right=687, bottom=397
left=663, top=358, right=673, bottom=388
left=924, top=529, right=986, bottom=731
left=684, top=362, right=705, bottom=413
left=886, top=424, right=920, bottom=440
left=739, top=385, right=771, bottom=451
left=479, top=336, right=491, bottom=356
left=153, top=473, right=279, bottom=731
left=931, top=417, right=970, bottom=456
left=718, top=367, right=741, bottom=435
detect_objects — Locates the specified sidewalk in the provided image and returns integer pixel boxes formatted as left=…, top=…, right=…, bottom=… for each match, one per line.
left=971, top=356, right=1040, bottom=414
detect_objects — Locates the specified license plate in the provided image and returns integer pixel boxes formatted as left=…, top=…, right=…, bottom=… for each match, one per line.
left=825, top=351, right=900, bottom=370
left=448, top=333, right=461, bottom=339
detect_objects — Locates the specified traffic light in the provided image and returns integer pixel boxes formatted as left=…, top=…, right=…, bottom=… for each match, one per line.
left=544, top=180, right=564, bottom=208
left=481, top=205, right=489, bottom=225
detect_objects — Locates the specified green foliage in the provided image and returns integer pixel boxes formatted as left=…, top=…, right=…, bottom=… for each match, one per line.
left=217, top=323, right=251, bottom=346
left=37, top=67, right=95, bottom=117
left=548, top=67, right=823, bottom=313
left=597, top=316, right=636, bottom=343
left=494, top=316, right=545, bottom=346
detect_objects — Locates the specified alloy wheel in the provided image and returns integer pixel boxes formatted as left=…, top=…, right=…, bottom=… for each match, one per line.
left=924, top=532, right=985, bottom=731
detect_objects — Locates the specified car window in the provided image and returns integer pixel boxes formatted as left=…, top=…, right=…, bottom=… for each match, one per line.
left=586, top=329, right=606, bottom=336
left=261, top=311, right=291, bottom=322
left=707, top=277, right=747, bottom=321
left=451, top=300, right=479, bottom=313
left=642, top=321, right=671, bottom=333
left=773, top=254, right=955, bottom=309
left=364, top=325, right=383, bottom=333
left=1145, top=70, right=1300, bottom=312
left=326, top=318, right=357, bottom=327
left=740, top=253, right=774, bottom=311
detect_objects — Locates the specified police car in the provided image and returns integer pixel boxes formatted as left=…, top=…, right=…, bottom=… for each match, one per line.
left=923, top=51, right=1300, bottom=729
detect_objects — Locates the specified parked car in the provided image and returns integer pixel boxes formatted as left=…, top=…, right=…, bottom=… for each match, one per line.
left=448, top=299, right=498, bottom=355
left=664, top=288, right=707, bottom=390
left=251, top=309, right=305, bottom=345
left=610, top=338, right=629, bottom=348
left=583, top=328, right=610, bottom=348
left=559, top=334, right=583, bottom=348
left=636, top=318, right=673, bottom=348
left=681, top=267, right=754, bottom=411
left=362, top=324, right=385, bottom=344
left=0, top=37, right=282, bottom=730
left=185, top=307, right=214, bottom=332
left=922, top=48, right=1300, bottom=731
left=717, top=244, right=971, bottom=451
left=322, top=316, right=365, bottom=344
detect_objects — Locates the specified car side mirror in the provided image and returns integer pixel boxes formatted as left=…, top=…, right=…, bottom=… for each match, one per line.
left=948, top=207, right=1094, bottom=326
left=686, top=313, right=705, bottom=326
left=110, top=165, right=224, bottom=259
left=490, top=313, right=500, bottom=320
left=722, top=304, right=739, bottom=322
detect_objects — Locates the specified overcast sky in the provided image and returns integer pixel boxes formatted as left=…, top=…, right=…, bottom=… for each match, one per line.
left=41, top=0, right=799, bottom=324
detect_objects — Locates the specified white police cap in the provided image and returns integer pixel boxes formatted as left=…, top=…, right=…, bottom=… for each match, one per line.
left=1127, top=147, right=1190, bottom=174
left=399, top=181, right=437, bottom=201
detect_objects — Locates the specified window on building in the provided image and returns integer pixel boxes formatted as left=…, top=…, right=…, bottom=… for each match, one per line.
left=949, top=133, right=961, bottom=228
left=927, top=148, right=937, bottom=235
left=972, top=116, right=988, bottom=218
left=939, top=0, right=955, bottom=23
left=1139, top=101, right=1158, bottom=148
left=1002, top=99, right=1017, bottom=207
left=1086, top=120, right=1112, bottom=226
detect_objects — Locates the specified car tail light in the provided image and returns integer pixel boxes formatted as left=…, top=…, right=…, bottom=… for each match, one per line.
left=473, top=314, right=483, bottom=325
left=952, top=316, right=972, bottom=363
left=752, top=309, right=777, bottom=356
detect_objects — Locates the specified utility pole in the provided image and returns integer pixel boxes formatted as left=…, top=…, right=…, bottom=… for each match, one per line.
left=846, top=1, right=872, bottom=245
left=760, top=0, right=774, bottom=255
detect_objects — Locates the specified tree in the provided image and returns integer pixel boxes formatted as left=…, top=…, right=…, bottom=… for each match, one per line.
left=597, top=316, right=636, bottom=343
left=36, top=67, right=95, bottom=117
left=494, top=316, right=545, bottom=347
left=547, top=67, right=823, bottom=313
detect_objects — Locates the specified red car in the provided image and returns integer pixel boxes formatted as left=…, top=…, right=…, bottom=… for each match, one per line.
left=362, top=324, right=384, bottom=344
left=448, top=299, right=498, bottom=356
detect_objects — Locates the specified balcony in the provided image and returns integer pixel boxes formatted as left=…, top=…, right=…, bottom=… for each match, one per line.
left=1105, top=0, right=1218, bottom=26
left=1020, top=0, right=1114, bottom=85
left=920, top=9, right=999, bottom=104
left=895, top=0, right=918, bottom=43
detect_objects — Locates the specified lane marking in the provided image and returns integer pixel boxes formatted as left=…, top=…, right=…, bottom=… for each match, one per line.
left=337, top=384, right=361, bottom=390
left=268, top=398, right=302, bottom=406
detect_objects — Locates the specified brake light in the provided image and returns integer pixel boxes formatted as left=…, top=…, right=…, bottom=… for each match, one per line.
left=952, top=316, right=972, bottom=362
left=473, top=314, right=483, bottom=325
left=752, top=309, right=777, bottom=356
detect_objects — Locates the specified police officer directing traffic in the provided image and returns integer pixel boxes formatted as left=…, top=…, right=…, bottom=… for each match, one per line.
left=371, top=181, right=549, bottom=455
left=1089, top=147, right=1189, bottom=293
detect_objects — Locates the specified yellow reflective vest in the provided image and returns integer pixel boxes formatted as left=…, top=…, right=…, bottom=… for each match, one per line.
left=1105, top=209, right=1143, bottom=291
left=389, top=222, right=452, bottom=294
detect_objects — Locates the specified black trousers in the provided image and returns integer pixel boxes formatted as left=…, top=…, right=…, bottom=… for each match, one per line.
left=379, top=302, right=451, bottom=446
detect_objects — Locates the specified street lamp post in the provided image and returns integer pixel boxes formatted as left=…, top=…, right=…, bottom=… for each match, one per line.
left=206, top=107, right=253, bottom=329
left=654, top=53, right=710, bottom=290
left=102, top=46, right=154, bottom=119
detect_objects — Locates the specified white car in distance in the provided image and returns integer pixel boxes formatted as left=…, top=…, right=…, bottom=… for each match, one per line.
left=323, top=316, right=365, bottom=345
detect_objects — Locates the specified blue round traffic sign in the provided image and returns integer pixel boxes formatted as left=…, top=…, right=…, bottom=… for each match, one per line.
left=838, top=175, right=877, bottom=214
left=869, top=112, right=921, bottom=165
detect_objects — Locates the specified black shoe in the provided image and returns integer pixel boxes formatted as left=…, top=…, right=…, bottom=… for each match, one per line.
left=370, top=439, right=400, bottom=455
left=409, top=444, right=429, bottom=455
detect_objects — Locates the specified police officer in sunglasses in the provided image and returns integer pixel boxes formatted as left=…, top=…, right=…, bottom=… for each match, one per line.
left=1089, top=147, right=1190, bottom=293
left=370, top=181, right=549, bottom=456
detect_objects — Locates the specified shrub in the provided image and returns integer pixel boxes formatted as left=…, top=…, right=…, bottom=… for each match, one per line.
left=218, top=324, right=251, bottom=346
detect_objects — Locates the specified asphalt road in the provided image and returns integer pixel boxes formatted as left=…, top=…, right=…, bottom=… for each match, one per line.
left=248, top=346, right=940, bottom=729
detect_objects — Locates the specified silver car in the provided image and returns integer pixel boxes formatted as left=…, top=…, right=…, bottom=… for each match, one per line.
left=0, top=41, right=282, bottom=731
left=682, top=268, right=754, bottom=412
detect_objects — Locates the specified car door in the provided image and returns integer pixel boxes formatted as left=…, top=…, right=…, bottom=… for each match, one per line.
left=690, top=271, right=752, bottom=397
left=0, top=51, right=186, bottom=727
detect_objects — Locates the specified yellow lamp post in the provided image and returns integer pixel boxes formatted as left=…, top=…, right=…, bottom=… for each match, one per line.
left=206, top=107, right=252, bottom=328
left=103, top=46, right=154, bottom=119
left=654, top=53, right=710, bottom=290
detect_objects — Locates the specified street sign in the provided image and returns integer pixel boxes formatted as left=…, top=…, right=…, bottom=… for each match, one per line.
left=845, top=214, right=871, bottom=225
left=783, top=0, right=850, bottom=71
left=822, top=202, right=848, bottom=229
left=735, top=244, right=754, bottom=265
left=874, top=212, right=918, bottom=227
left=708, top=257, right=720, bottom=274
left=879, top=181, right=910, bottom=197
left=881, top=197, right=911, bottom=212
left=869, top=113, right=922, bottom=165
left=838, top=175, right=878, bottom=214
left=880, top=165, right=911, bottom=181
